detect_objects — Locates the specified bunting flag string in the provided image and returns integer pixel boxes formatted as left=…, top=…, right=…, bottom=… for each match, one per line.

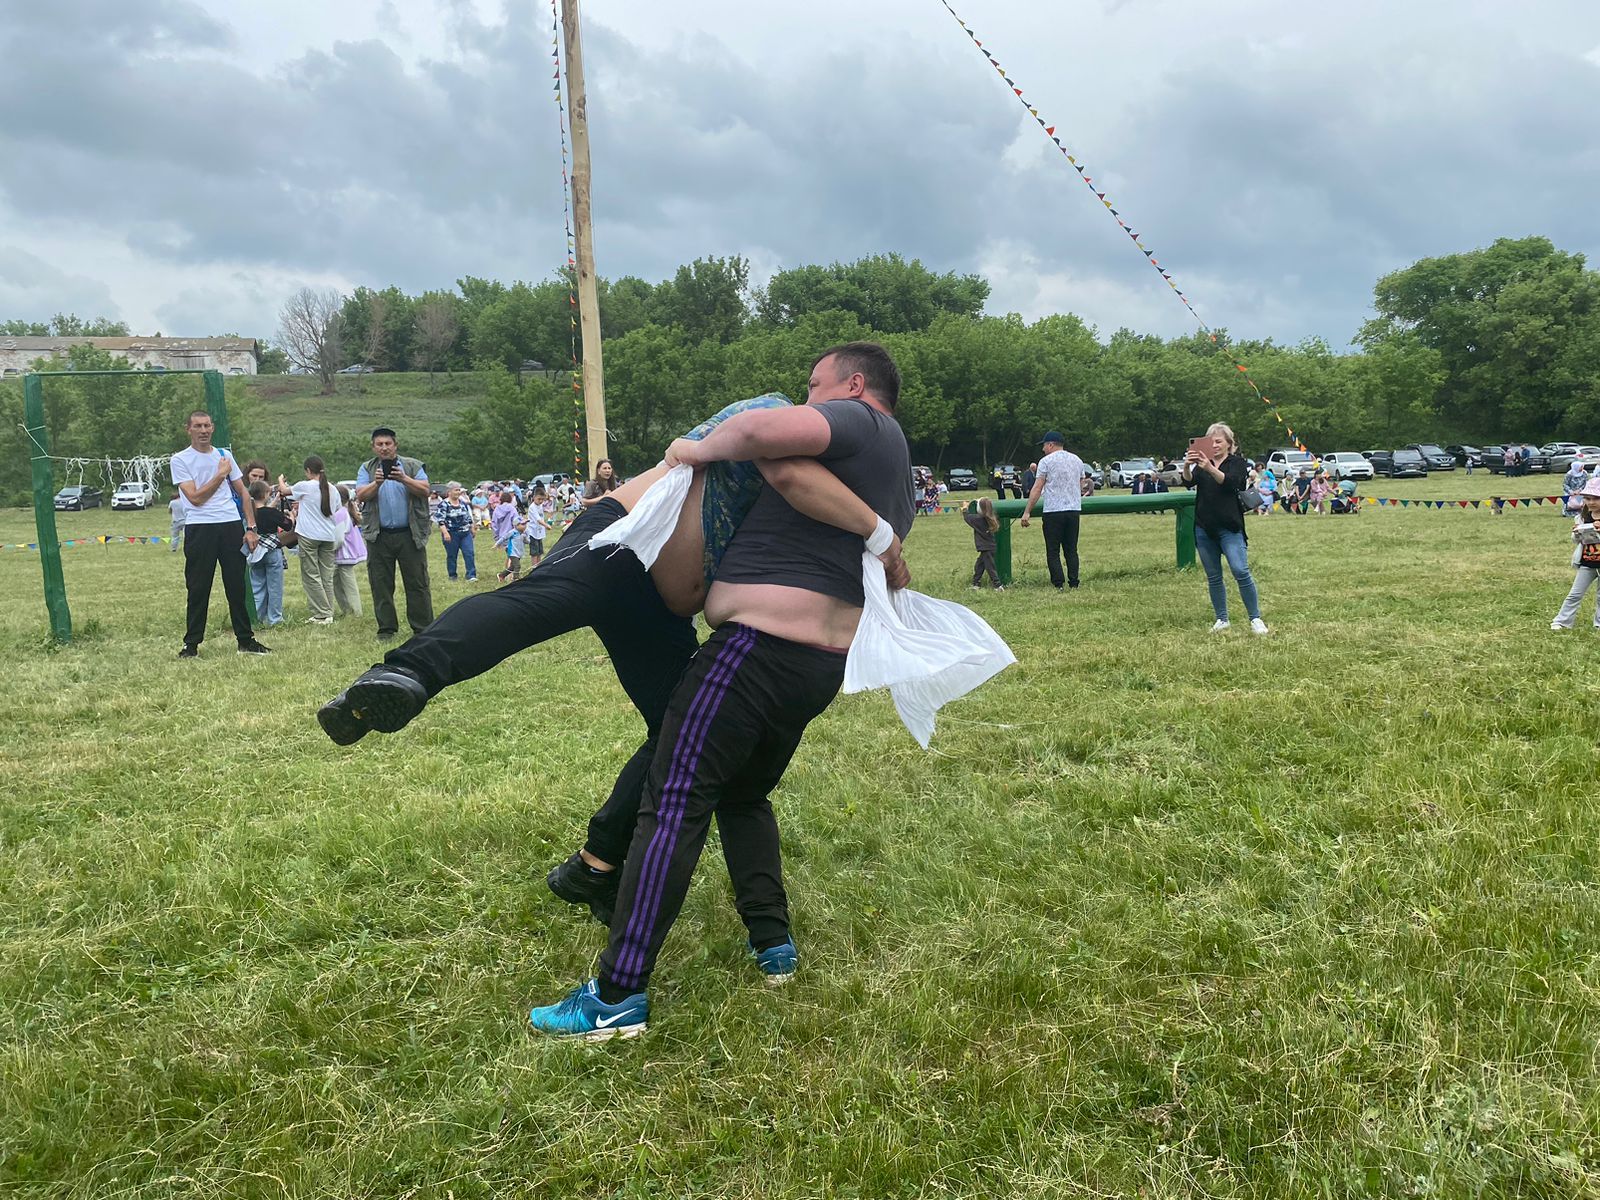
left=0, top=534, right=178, bottom=551
left=937, top=0, right=1311, bottom=453
left=551, top=0, right=584, bottom=485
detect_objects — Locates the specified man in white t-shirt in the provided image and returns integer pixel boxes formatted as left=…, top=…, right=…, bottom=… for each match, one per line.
left=1019, top=430, right=1094, bottom=590
left=169, top=410, right=272, bottom=658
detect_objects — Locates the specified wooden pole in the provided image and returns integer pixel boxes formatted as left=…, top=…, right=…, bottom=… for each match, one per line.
left=561, top=0, right=607, bottom=470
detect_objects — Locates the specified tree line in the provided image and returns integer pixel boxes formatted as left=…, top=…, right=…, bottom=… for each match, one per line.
left=439, top=238, right=1600, bottom=476
left=4, top=238, right=1596, bottom=493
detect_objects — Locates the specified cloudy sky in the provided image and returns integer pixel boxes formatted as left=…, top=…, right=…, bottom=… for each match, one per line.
left=2, top=0, right=1597, bottom=348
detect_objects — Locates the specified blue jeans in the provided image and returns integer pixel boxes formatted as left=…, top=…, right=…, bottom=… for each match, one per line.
left=1194, top=526, right=1261, bottom=622
left=444, top=530, right=476, bottom=580
left=249, top=547, right=285, bottom=625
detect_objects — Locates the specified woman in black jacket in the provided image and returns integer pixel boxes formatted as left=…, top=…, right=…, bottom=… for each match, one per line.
left=1182, top=422, right=1269, bottom=634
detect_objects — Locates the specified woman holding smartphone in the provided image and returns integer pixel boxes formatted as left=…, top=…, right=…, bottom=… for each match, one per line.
left=1183, top=422, right=1269, bottom=634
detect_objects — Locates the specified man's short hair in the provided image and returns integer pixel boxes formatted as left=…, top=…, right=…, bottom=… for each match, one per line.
left=814, top=342, right=901, bottom=412
left=186, top=410, right=211, bottom=428
left=371, top=426, right=397, bottom=442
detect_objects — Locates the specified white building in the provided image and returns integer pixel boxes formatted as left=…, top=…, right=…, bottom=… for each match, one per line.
left=0, top=336, right=259, bottom=376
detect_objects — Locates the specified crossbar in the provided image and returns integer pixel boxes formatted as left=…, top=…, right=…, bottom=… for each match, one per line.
left=969, top=493, right=1197, bottom=585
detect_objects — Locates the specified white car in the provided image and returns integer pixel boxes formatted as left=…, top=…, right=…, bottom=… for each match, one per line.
left=1108, top=458, right=1158, bottom=487
left=1320, top=452, right=1374, bottom=481
left=1266, top=448, right=1315, bottom=479
left=111, top=480, right=158, bottom=510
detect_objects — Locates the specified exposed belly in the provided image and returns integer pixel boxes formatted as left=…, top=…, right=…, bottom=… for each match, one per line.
left=704, top=581, right=861, bottom=650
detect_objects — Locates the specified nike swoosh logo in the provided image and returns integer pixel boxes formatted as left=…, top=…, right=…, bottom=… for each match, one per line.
left=594, top=1011, right=636, bottom=1029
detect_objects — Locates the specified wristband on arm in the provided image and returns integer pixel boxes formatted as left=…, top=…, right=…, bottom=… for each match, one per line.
left=865, top=516, right=895, bottom=556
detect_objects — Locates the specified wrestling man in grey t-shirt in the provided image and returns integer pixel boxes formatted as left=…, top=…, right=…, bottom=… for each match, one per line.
left=529, top=341, right=916, bottom=1040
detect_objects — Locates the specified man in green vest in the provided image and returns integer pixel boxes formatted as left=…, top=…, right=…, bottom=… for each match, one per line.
left=355, top=426, right=434, bottom=641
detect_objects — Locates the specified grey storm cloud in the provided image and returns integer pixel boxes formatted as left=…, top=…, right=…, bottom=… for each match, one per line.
left=0, top=0, right=1597, bottom=343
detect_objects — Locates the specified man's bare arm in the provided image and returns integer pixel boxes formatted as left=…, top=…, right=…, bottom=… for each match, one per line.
left=667, top=406, right=832, bottom=467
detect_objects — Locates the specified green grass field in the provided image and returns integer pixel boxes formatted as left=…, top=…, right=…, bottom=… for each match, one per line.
left=3, top=478, right=1598, bottom=1198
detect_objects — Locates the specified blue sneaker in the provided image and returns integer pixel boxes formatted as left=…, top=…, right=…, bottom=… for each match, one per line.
left=527, top=979, right=647, bottom=1042
left=750, top=939, right=799, bottom=985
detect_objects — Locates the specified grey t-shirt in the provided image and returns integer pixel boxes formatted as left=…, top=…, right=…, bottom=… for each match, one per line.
left=712, top=398, right=914, bottom=605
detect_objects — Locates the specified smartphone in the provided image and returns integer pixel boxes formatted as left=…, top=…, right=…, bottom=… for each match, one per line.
left=1188, top=436, right=1215, bottom=458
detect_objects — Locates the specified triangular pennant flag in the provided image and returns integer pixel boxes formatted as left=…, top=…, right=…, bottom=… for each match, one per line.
left=1045, top=126, right=1055, bottom=135
left=1400, top=500, right=1411, bottom=507
left=1507, top=498, right=1519, bottom=507
left=1458, top=500, right=1469, bottom=508
left=1471, top=500, right=1481, bottom=508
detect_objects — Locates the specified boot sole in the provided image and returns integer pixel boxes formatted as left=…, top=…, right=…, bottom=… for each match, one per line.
left=344, top=677, right=426, bottom=734
left=316, top=700, right=368, bottom=746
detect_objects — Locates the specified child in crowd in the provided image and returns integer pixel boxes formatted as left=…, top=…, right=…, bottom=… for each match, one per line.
left=525, top=484, right=551, bottom=568
left=497, top=516, right=527, bottom=584
left=245, top=480, right=288, bottom=626
left=965, top=496, right=1002, bottom=591
left=1255, top=467, right=1276, bottom=514
left=1309, top=469, right=1334, bottom=515
left=1551, top=478, right=1600, bottom=630
left=332, top=484, right=365, bottom=616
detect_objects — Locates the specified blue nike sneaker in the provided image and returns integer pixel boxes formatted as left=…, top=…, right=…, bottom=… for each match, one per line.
left=527, top=979, right=648, bottom=1041
left=750, top=939, right=799, bottom=985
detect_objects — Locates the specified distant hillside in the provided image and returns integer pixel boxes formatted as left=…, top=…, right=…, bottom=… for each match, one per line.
left=238, top=372, right=489, bottom=483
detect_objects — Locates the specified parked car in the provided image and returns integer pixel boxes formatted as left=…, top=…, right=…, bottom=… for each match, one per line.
left=1547, top=445, right=1600, bottom=473
left=1482, top=443, right=1550, bottom=473
left=1366, top=448, right=1427, bottom=478
left=54, top=485, right=103, bottom=510
left=1155, top=460, right=1190, bottom=488
left=529, top=472, right=571, bottom=492
left=338, top=363, right=376, bottom=374
left=111, top=480, right=158, bottom=510
left=1321, top=452, right=1374, bottom=481
left=1405, top=443, right=1456, bottom=471
left=1108, top=458, right=1157, bottom=487
left=946, top=467, right=978, bottom=491
left=1444, top=444, right=1486, bottom=467
left=1541, top=442, right=1582, bottom=459
left=1266, top=448, right=1315, bottom=480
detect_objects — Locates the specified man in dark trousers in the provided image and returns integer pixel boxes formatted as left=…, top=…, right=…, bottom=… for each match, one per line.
left=169, top=411, right=271, bottom=658
left=355, top=427, right=434, bottom=641
left=527, top=341, right=915, bottom=1041
left=1018, top=431, right=1094, bottom=590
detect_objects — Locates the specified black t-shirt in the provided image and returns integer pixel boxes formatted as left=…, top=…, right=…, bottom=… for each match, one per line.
left=255, top=506, right=288, bottom=537
left=1193, top=453, right=1249, bottom=537
left=713, top=399, right=914, bottom=605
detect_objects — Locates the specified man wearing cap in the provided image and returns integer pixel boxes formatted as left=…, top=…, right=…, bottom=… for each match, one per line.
left=1019, top=431, right=1094, bottom=590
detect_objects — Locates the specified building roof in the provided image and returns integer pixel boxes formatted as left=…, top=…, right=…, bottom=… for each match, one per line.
left=0, top=336, right=258, bottom=352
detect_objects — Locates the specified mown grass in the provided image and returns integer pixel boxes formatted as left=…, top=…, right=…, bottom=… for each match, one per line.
left=2, top=482, right=1597, bottom=1198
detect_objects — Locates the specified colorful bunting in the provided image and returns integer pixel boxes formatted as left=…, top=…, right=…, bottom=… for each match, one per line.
left=938, top=0, right=1312, bottom=452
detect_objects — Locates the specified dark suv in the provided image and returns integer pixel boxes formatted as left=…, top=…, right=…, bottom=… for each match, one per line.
left=1483, top=444, right=1549, bottom=474
left=1366, top=449, right=1428, bottom=478
left=1406, top=443, right=1456, bottom=471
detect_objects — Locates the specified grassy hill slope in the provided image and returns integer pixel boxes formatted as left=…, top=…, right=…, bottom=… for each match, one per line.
left=237, top=372, right=488, bottom=483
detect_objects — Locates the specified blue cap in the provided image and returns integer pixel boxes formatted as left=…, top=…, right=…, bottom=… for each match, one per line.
left=1041, top=431, right=1065, bottom=446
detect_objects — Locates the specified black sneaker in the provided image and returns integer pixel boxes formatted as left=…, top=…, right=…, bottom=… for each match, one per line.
left=178, top=644, right=198, bottom=659
left=237, top=639, right=273, bottom=655
left=318, top=664, right=428, bottom=745
left=547, top=852, right=620, bottom=925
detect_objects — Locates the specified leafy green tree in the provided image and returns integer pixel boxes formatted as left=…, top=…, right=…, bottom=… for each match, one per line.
left=653, top=256, right=750, bottom=346
left=445, top=367, right=569, bottom=480
left=468, top=281, right=572, bottom=374
left=1361, top=236, right=1600, bottom=438
left=756, top=254, right=988, bottom=334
